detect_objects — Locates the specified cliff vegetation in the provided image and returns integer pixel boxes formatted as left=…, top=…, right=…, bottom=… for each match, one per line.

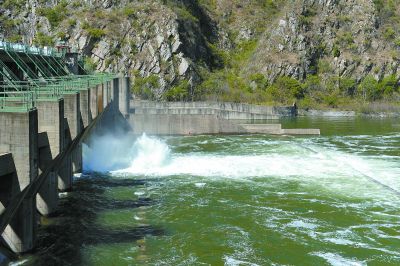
left=1, top=0, right=399, bottom=112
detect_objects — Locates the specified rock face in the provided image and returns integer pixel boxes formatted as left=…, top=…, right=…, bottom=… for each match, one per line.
left=0, top=0, right=399, bottom=99
left=0, top=1, right=213, bottom=99
left=248, top=0, right=399, bottom=82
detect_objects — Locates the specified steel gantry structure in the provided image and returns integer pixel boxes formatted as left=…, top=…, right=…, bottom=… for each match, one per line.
left=0, top=41, right=116, bottom=113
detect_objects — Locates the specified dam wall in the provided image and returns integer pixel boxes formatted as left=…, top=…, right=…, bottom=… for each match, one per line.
left=131, top=100, right=295, bottom=119
left=0, top=76, right=130, bottom=253
left=129, top=100, right=319, bottom=135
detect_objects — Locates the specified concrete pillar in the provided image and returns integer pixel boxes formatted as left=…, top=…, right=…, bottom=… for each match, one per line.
left=36, top=99, right=64, bottom=215
left=89, top=86, right=98, bottom=121
left=112, top=78, right=119, bottom=109
left=107, top=81, right=113, bottom=104
left=0, top=110, right=38, bottom=253
left=3, top=197, right=36, bottom=253
left=119, top=77, right=130, bottom=118
left=103, top=82, right=109, bottom=108
left=58, top=136, right=72, bottom=191
left=79, top=89, right=90, bottom=129
left=0, top=153, right=19, bottom=217
left=97, top=84, right=104, bottom=113
left=64, top=93, right=81, bottom=140
left=61, top=92, right=81, bottom=188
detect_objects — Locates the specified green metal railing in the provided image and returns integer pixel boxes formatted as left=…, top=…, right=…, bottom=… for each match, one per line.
left=0, top=91, right=34, bottom=112
left=0, top=73, right=116, bottom=112
left=0, top=40, right=117, bottom=112
left=0, top=42, right=65, bottom=58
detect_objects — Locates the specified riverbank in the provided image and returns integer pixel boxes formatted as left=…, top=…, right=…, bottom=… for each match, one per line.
left=297, top=100, right=400, bottom=118
left=298, top=108, right=400, bottom=118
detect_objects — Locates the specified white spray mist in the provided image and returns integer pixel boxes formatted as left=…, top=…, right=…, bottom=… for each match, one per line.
left=83, top=133, right=171, bottom=173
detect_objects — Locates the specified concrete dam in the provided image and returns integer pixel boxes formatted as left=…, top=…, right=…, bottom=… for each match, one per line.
left=0, top=42, right=130, bottom=253
left=0, top=42, right=318, bottom=255
left=130, top=100, right=320, bottom=135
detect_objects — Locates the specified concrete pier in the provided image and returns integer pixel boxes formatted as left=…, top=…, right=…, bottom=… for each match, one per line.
left=103, top=82, right=108, bottom=109
left=0, top=153, right=18, bottom=218
left=36, top=99, right=64, bottom=215
left=89, top=86, right=98, bottom=121
left=80, top=89, right=90, bottom=129
left=97, top=84, right=104, bottom=113
left=62, top=92, right=81, bottom=187
left=112, top=78, right=119, bottom=108
left=119, top=77, right=130, bottom=118
left=0, top=110, right=38, bottom=253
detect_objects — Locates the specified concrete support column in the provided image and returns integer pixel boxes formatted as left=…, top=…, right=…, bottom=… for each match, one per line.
left=103, top=82, right=109, bottom=108
left=61, top=92, right=81, bottom=188
left=3, top=196, right=36, bottom=253
left=111, top=78, right=119, bottom=112
left=119, top=77, right=130, bottom=118
left=97, top=84, right=104, bottom=113
left=0, top=110, right=38, bottom=253
left=58, top=145, right=72, bottom=191
left=108, top=81, right=112, bottom=104
left=89, top=86, right=98, bottom=121
left=36, top=99, right=64, bottom=215
left=79, top=89, right=90, bottom=129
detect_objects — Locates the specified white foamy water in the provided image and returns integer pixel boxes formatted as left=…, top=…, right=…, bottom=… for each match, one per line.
left=311, top=252, right=367, bottom=266
left=83, top=133, right=137, bottom=172
left=83, top=133, right=169, bottom=172
left=108, top=134, right=400, bottom=200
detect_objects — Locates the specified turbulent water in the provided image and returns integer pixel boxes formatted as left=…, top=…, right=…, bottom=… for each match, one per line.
left=16, top=117, right=400, bottom=265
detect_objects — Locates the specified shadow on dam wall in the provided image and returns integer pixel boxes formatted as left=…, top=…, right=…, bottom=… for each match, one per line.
left=28, top=176, right=164, bottom=266
left=84, top=103, right=133, bottom=147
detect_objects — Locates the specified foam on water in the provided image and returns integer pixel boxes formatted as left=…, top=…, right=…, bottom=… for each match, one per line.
left=224, top=256, right=260, bottom=266
left=311, top=252, right=367, bottom=266
left=110, top=134, right=400, bottom=199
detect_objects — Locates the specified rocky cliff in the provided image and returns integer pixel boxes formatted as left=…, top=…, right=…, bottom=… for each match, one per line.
left=0, top=0, right=399, bottom=106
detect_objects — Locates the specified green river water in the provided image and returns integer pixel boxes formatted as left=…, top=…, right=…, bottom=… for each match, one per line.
left=14, top=117, right=400, bottom=265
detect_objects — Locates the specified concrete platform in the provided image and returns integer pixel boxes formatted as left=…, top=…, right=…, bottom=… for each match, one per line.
left=239, top=124, right=320, bottom=135
left=239, top=124, right=282, bottom=134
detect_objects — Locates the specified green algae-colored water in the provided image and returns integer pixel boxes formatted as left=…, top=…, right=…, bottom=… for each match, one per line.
left=18, top=117, right=400, bottom=265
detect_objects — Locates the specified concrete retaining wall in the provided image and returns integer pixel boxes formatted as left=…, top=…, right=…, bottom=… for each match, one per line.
left=131, top=100, right=294, bottom=120
left=131, top=114, right=242, bottom=135
left=129, top=101, right=320, bottom=136
left=129, top=100, right=299, bottom=135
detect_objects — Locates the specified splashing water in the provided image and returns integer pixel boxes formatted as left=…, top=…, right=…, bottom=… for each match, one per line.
left=121, top=133, right=171, bottom=173
left=108, top=134, right=400, bottom=200
left=84, top=133, right=171, bottom=173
